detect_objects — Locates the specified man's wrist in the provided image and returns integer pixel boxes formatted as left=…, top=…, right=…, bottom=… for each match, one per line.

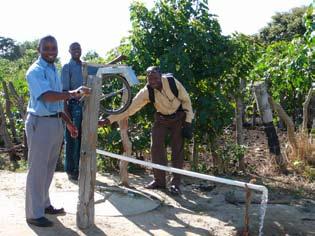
left=67, top=91, right=75, bottom=100
left=66, top=120, right=74, bottom=126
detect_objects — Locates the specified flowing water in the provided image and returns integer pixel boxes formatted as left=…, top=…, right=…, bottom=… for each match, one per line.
left=258, top=190, right=269, bottom=236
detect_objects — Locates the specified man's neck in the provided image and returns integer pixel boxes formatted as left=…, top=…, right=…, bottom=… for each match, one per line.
left=72, top=58, right=81, bottom=63
left=41, top=57, right=55, bottom=65
left=156, top=85, right=162, bottom=91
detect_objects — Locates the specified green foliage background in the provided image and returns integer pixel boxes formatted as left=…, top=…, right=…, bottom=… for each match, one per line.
left=0, top=0, right=313, bottom=174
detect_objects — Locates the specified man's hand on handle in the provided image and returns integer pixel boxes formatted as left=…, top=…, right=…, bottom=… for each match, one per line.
left=69, top=86, right=91, bottom=99
left=98, top=118, right=111, bottom=127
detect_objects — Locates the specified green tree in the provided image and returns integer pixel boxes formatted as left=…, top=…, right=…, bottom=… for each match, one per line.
left=98, top=0, right=237, bottom=172
left=83, top=50, right=106, bottom=63
left=222, top=33, right=262, bottom=98
left=0, top=36, right=21, bottom=60
left=0, top=39, right=39, bottom=146
left=252, top=4, right=314, bottom=123
left=220, top=33, right=262, bottom=168
left=258, top=6, right=307, bottom=44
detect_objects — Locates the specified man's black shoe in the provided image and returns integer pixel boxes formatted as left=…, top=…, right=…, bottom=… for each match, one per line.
left=45, top=205, right=65, bottom=215
left=144, top=181, right=166, bottom=189
left=26, top=217, right=53, bottom=227
left=67, top=173, right=78, bottom=181
left=169, top=185, right=181, bottom=195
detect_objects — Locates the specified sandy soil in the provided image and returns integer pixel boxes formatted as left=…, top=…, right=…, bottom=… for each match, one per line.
left=0, top=168, right=314, bottom=236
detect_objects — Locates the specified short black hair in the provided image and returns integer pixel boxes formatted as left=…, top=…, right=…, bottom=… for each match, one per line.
left=146, top=66, right=161, bottom=74
left=69, top=42, right=81, bottom=50
left=38, top=35, right=57, bottom=48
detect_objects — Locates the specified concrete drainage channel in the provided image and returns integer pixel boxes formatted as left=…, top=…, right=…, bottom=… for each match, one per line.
left=50, top=187, right=161, bottom=217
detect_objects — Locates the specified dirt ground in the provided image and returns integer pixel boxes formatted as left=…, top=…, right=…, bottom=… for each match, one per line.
left=0, top=129, right=315, bottom=236
left=0, top=170, right=314, bottom=236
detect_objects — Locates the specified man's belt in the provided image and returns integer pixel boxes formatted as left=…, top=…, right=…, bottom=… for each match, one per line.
left=41, top=113, right=62, bottom=118
left=157, top=112, right=176, bottom=119
left=68, top=99, right=82, bottom=105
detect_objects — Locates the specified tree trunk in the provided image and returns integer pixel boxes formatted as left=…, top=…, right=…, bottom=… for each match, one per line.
left=236, top=95, right=245, bottom=169
left=253, top=82, right=286, bottom=171
left=268, top=97, right=298, bottom=157
left=252, top=103, right=257, bottom=126
left=302, top=88, right=313, bottom=132
left=236, top=79, right=245, bottom=170
left=77, top=75, right=101, bottom=229
left=2, top=81, right=18, bottom=143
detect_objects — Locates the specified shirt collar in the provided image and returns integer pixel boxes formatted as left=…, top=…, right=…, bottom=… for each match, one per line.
left=38, top=56, right=56, bottom=69
left=161, top=75, right=168, bottom=88
left=70, top=58, right=82, bottom=65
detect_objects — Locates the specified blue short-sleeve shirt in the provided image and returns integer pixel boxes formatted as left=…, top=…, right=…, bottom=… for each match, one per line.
left=26, top=57, right=64, bottom=116
left=61, top=59, right=83, bottom=91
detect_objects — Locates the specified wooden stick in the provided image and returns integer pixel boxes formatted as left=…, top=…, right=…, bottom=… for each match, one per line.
left=8, top=82, right=26, bottom=120
left=243, top=183, right=252, bottom=236
left=118, top=118, right=132, bottom=186
left=118, top=90, right=133, bottom=186
left=2, top=81, right=18, bottom=143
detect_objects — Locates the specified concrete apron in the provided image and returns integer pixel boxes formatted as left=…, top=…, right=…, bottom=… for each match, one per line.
left=50, top=186, right=161, bottom=217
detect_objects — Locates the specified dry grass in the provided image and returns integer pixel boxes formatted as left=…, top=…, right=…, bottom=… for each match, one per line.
left=283, top=130, right=315, bottom=178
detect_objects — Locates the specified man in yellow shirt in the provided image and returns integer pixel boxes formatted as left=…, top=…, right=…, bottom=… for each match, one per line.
left=99, top=66, right=193, bottom=194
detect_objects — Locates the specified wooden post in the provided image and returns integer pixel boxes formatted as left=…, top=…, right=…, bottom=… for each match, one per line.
left=8, top=81, right=26, bottom=119
left=118, top=89, right=132, bottom=186
left=243, top=184, right=252, bottom=236
left=0, top=103, right=12, bottom=147
left=118, top=118, right=132, bottom=186
left=242, top=179, right=255, bottom=236
left=77, top=75, right=102, bottom=229
left=253, top=82, right=286, bottom=171
left=8, top=81, right=27, bottom=159
left=253, top=82, right=273, bottom=124
left=82, top=63, right=88, bottom=85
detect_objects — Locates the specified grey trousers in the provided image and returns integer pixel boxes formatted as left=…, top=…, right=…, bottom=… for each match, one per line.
left=25, top=114, right=63, bottom=219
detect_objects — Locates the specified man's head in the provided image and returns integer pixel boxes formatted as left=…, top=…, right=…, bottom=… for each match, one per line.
left=146, top=66, right=162, bottom=90
left=38, top=35, right=58, bottom=64
left=69, top=42, right=81, bottom=61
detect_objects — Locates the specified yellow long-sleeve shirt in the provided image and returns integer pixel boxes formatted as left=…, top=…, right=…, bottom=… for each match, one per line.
left=108, top=76, right=194, bottom=123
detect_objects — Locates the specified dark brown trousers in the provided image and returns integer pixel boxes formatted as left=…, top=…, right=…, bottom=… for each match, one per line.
left=151, top=111, right=186, bottom=186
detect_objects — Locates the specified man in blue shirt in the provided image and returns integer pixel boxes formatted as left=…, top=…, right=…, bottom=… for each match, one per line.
left=61, top=42, right=84, bottom=181
left=62, top=43, right=127, bottom=181
left=25, top=35, right=90, bottom=227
